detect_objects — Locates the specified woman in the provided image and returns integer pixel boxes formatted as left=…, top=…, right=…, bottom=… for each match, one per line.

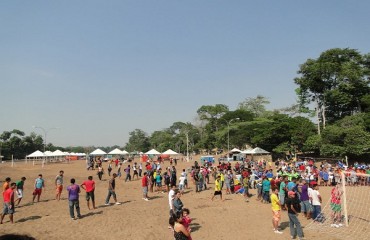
left=170, top=211, right=190, bottom=240
left=173, top=190, right=184, bottom=214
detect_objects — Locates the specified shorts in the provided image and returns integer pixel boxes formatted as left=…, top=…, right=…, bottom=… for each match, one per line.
left=272, top=210, right=281, bottom=221
left=56, top=185, right=63, bottom=194
left=33, top=188, right=42, bottom=196
left=279, top=193, right=285, bottom=205
left=214, top=191, right=222, bottom=196
left=179, top=184, right=184, bottom=190
left=300, top=200, right=312, bottom=213
left=225, top=183, right=231, bottom=189
left=142, top=186, right=148, bottom=194
left=330, top=203, right=341, bottom=212
left=156, top=182, right=162, bottom=187
left=2, top=203, right=14, bottom=215
left=86, top=191, right=95, bottom=201
left=17, top=189, right=23, bottom=198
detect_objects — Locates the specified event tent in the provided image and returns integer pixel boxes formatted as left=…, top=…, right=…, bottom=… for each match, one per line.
left=229, top=148, right=241, bottom=153
left=162, top=149, right=178, bottom=155
left=27, top=150, right=45, bottom=158
left=90, top=149, right=107, bottom=155
left=108, top=148, right=125, bottom=155
left=250, top=147, right=269, bottom=154
left=145, top=149, right=161, bottom=155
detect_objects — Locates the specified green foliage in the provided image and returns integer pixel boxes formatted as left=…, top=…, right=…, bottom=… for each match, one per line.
left=124, top=129, right=150, bottom=152
left=238, top=95, right=270, bottom=117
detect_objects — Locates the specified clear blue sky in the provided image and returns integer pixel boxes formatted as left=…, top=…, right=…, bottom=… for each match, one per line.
left=1, top=1, right=370, bottom=147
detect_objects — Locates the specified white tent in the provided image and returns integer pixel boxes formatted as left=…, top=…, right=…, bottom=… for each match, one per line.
left=145, top=149, right=161, bottom=155
left=27, top=150, right=45, bottom=158
left=108, top=148, right=125, bottom=155
left=52, top=150, right=65, bottom=156
left=44, top=151, right=54, bottom=156
left=162, top=149, right=178, bottom=155
left=229, top=148, right=241, bottom=153
left=121, top=150, right=129, bottom=155
left=90, top=149, right=107, bottom=155
left=250, top=147, right=270, bottom=154
left=241, top=148, right=253, bottom=154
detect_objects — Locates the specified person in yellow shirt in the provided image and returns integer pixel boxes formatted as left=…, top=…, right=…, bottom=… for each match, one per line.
left=271, top=188, right=283, bottom=234
left=211, top=175, right=223, bottom=201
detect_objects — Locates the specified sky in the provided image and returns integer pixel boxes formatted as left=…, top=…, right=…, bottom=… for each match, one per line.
left=1, top=1, right=370, bottom=147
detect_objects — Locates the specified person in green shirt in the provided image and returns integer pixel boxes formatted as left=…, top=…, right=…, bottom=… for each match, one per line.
left=15, top=177, right=26, bottom=206
left=279, top=176, right=287, bottom=209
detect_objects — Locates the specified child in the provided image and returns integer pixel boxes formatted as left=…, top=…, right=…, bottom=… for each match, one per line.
left=182, top=208, right=192, bottom=240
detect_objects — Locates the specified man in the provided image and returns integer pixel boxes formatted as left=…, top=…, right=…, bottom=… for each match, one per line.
left=211, top=175, right=223, bottom=201
left=298, top=179, right=311, bottom=219
left=285, top=191, right=304, bottom=240
left=271, top=188, right=283, bottom=234
left=32, top=174, right=45, bottom=203
left=1, top=182, right=16, bottom=224
left=15, top=177, right=26, bottom=206
left=81, top=176, right=96, bottom=210
left=67, top=178, right=82, bottom=220
left=105, top=173, right=121, bottom=205
left=3, top=177, right=11, bottom=192
left=142, top=172, right=149, bottom=201
left=242, top=175, right=250, bottom=202
left=124, top=165, right=131, bottom=182
left=55, top=170, right=64, bottom=201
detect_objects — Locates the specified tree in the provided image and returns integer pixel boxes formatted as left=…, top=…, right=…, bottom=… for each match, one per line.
left=238, top=95, right=270, bottom=117
left=124, top=129, right=150, bottom=152
left=295, top=48, right=370, bottom=133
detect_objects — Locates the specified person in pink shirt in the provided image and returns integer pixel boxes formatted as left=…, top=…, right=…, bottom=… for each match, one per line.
left=81, top=176, right=96, bottom=210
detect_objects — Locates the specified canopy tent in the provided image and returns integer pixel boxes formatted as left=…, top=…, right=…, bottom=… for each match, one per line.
left=241, top=148, right=253, bottom=154
left=27, top=150, right=45, bottom=158
left=90, top=148, right=107, bottom=155
left=108, top=148, right=125, bottom=155
left=52, top=150, right=65, bottom=156
left=121, top=150, right=129, bottom=155
left=250, top=147, right=270, bottom=154
left=145, top=149, right=161, bottom=155
left=162, top=149, right=178, bottom=155
left=44, top=151, right=54, bottom=156
left=229, top=148, right=241, bottom=153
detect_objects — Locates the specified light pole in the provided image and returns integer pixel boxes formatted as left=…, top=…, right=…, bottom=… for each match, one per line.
left=185, top=131, right=189, bottom=162
left=32, top=126, right=59, bottom=152
left=222, top=118, right=240, bottom=159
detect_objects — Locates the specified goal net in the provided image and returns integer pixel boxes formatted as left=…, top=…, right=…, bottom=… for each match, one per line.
left=305, top=171, right=370, bottom=240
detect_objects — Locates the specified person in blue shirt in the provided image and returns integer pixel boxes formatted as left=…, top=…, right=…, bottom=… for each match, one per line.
left=262, top=177, right=271, bottom=203
left=322, top=170, right=329, bottom=186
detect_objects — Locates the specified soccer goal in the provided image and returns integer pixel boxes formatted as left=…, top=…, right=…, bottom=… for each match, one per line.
left=305, top=171, right=370, bottom=240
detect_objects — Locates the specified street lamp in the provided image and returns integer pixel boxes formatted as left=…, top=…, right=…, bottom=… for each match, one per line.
left=32, top=126, right=59, bottom=152
left=221, top=118, right=240, bottom=159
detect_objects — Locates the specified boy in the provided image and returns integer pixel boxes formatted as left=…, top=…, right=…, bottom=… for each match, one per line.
left=309, top=184, right=322, bottom=222
left=15, top=177, right=26, bottom=206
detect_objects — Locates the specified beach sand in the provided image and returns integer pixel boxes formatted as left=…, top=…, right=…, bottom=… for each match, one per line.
left=0, top=158, right=341, bottom=240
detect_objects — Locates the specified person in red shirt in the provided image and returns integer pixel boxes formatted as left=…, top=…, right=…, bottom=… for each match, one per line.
left=1, top=182, right=16, bottom=224
left=81, top=176, right=96, bottom=210
left=141, top=172, right=149, bottom=201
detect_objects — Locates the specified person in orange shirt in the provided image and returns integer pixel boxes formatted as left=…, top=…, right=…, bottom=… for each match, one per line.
left=2, top=177, right=11, bottom=192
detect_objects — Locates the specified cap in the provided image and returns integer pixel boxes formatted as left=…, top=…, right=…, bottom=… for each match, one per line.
left=288, top=191, right=295, bottom=196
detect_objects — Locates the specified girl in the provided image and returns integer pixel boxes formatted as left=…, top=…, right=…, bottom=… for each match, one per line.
left=182, top=208, right=192, bottom=240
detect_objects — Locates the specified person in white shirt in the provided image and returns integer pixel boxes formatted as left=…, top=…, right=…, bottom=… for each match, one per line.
left=309, top=184, right=322, bottom=222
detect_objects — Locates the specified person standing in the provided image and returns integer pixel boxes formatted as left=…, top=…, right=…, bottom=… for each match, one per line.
left=262, top=177, right=271, bottom=203
left=32, top=174, right=45, bottom=203
left=172, top=190, right=184, bottom=215
left=285, top=191, right=304, bottom=240
left=141, top=172, right=149, bottom=201
left=138, top=163, right=143, bottom=177
left=1, top=182, right=16, bottom=224
left=298, top=179, right=311, bottom=219
left=105, top=173, right=121, bottom=205
left=55, top=170, right=64, bottom=201
left=271, top=188, right=283, bottom=234
left=133, top=163, right=139, bottom=180
left=97, top=165, right=104, bottom=181
left=67, top=178, right=82, bottom=220
left=107, top=161, right=113, bottom=176
left=124, top=165, right=131, bottom=182
left=15, top=177, right=26, bottom=206
left=81, top=176, right=96, bottom=210
left=211, top=175, right=223, bottom=201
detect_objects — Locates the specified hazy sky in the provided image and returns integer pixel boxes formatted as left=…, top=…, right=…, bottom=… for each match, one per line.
left=1, top=1, right=370, bottom=147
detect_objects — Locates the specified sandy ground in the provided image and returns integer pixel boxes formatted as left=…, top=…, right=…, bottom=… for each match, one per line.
left=0, top=157, right=347, bottom=240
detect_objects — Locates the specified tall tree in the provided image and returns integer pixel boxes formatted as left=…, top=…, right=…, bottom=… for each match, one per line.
left=295, top=48, right=370, bottom=132
left=238, top=95, right=270, bottom=117
left=124, top=129, right=150, bottom=152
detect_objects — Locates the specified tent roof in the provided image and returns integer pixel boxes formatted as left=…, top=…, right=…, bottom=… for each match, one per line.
left=230, top=148, right=241, bottom=153
left=162, top=149, right=178, bottom=155
left=53, top=150, right=65, bottom=156
left=108, top=148, right=125, bottom=155
left=241, top=148, right=253, bottom=154
left=90, top=148, right=107, bottom=155
left=251, top=147, right=270, bottom=154
left=145, top=149, right=160, bottom=155
left=27, top=150, right=45, bottom=158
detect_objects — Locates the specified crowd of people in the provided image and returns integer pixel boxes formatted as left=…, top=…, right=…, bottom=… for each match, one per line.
left=2, top=155, right=369, bottom=240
